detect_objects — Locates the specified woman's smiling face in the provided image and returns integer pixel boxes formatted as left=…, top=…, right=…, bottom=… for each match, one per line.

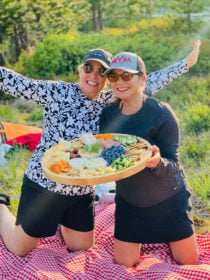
left=110, top=69, right=144, bottom=101
left=78, top=60, right=107, bottom=99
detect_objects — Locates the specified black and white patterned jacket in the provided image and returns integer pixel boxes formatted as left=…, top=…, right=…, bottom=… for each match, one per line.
left=0, top=60, right=188, bottom=196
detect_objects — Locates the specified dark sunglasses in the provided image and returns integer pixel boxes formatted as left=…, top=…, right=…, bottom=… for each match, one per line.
left=83, top=63, right=106, bottom=77
left=107, top=71, right=143, bottom=82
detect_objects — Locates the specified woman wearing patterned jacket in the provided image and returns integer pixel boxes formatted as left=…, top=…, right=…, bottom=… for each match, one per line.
left=0, top=41, right=201, bottom=257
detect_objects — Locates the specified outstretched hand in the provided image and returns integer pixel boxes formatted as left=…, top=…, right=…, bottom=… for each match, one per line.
left=185, top=40, right=201, bottom=68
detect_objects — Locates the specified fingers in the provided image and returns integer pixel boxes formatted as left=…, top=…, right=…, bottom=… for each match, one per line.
left=148, top=145, right=159, bottom=153
left=146, top=153, right=161, bottom=168
left=146, top=145, right=161, bottom=169
left=193, top=40, right=201, bottom=49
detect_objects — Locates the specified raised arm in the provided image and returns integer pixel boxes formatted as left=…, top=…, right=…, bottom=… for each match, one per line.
left=0, top=67, right=58, bottom=106
left=145, top=40, right=201, bottom=96
left=185, top=40, right=201, bottom=67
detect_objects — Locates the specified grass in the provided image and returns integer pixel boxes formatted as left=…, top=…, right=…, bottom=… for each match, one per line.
left=0, top=100, right=41, bottom=214
left=0, top=145, right=32, bottom=214
left=0, top=104, right=22, bottom=122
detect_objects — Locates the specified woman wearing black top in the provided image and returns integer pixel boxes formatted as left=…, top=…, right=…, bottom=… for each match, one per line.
left=100, top=52, right=199, bottom=267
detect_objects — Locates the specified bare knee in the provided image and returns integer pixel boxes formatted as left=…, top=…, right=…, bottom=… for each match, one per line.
left=173, top=253, right=199, bottom=265
left=6, top=226, right=39, bottom=257
left=169, top=234, right=199, bottom=265
left=62, top=226, right=94, bottom=251
left=7, top=238, right=39, bottom=257
left=67, top=238, right=94, bottom=251
left=114, top=255, right=138, bottom=267
left=113, top=239, right=140, bottom=267
left=9, top=246, right=33, bottom=257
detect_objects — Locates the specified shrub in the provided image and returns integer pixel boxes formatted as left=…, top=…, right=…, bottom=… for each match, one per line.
left=0, top=90, right=16, bottom=102
left=14, top=29, right=185, bottom=80
left=0, top=105, right=20, bottom=122
left=181, top=133, right=209, bottom=161
left=15, top=33, right=84, bottom=79
left=157, top=76, right=209, bottom=110
left=13, top=24, right=209, bottom=81
left=182, top=140, right=206, bottom=161
left=12, top=99, right=35, bottom=113
left=185, top=103, right=210, bottom=134
left=186, top=171, right=210, bottom=202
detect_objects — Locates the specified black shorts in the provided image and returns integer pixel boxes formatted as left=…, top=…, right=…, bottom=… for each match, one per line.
left=114, top=187, right=194, bottom=244
left=16, top=175, right=95, bottom=238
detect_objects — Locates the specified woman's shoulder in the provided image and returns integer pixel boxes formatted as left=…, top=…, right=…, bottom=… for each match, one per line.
left=146, top=96, right=175, bottom=114
left=145, top=96, right=178, bottom=123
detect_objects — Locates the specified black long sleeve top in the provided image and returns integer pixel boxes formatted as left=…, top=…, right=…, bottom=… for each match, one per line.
left=99, top=96, right=188, bottom=207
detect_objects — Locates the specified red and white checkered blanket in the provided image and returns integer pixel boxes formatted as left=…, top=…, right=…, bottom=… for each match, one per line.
left=0, top=202, right=209, bottom=280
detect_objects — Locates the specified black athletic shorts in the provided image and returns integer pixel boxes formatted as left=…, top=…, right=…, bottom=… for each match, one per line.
left=114, top=187, right=194, bottom=244
left=16, top=175, right=95, bottom=238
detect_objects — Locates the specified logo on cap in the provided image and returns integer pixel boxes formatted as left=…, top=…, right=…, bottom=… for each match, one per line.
left=112, top=55, right=132, bottom=64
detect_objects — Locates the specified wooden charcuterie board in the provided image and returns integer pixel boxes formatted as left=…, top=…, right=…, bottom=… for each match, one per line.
left=42, top=134, right=152, bottom=185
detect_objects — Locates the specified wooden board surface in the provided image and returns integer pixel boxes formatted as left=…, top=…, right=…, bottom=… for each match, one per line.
left=42, top=134, right=152, bottom=185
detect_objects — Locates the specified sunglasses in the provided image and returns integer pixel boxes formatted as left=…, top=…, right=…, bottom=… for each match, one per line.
left=107, top=71, right=143, bottom=83
left=83, top=63, right=106, bottom=77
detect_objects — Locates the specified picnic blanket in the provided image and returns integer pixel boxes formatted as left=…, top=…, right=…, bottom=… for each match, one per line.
left=5, top=133, right=42, bottom=151
left=0, top=202, right=209, bottom=280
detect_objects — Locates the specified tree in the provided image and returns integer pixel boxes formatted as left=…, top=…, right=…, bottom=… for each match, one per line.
left=140, top=0, right=156, bottom=19
left=0, top=0, right=88, bottom=62
left=88, top=0, right=105, bottom=31
left=170, top=0, right=204, bottom=28
left=0, top=0, right=31, bottom=61
left=103, top=0, right=157, bottom=27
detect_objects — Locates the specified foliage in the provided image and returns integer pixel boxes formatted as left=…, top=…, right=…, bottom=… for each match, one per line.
left=170, top=0, right=204, bottom=28
left=186, top=167, right=209, bottom=202
left=11, top=13, right=210, bottom=80
left=27, top=107, right=43, bottom=122
left=0, top=145, right=32, bottom=214
left=1, top=0, right=209, bottom=63
left=184, top=103, right=210, bottom=134
left=180, top=132, right=210, bottom=202
left=103, top=0, right=157, bottom=28
left=15, top=33, right=88, bottom=78
left=12, top=99, right=35, bottom=113
left=0, top=0, right=89, bottom=62
left=0, top=90, right=15, bottom=101
left=0, top=103, right=42, bottom=127
left=0, top=104, right=20, bottom=122
left=181, top=134, right=209, bottom=161
left=157, top=75, right=210, bottom=111
left=13, top=30, right=182, bottom=79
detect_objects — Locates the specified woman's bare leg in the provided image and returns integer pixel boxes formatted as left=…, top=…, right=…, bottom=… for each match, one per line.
left=0, top=203, right=39, bottom=257
left=61, top=226, right=95, bottom=251
left=169, top=234, right=199, bottom=265
left=114, top=238, right=141, bottom=267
